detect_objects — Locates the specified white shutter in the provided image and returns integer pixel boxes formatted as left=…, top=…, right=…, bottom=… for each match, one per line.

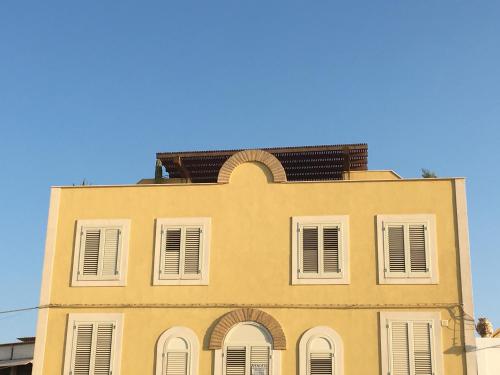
left=79, top=226, right=122, bottom=281
left=412, top=322, right=433, bottom=375
left=166, top=352, right=188, bottom=375
left=409, top=225, right=429, bottom=276
left=390, top=321, right=410, bottom=375
left=71, top=322, right=116, bottom=375
left=162, top=228, right=182, bottom=277
left=101, top=229, right=120, bottom=277
left=309, top=352, right=333, bottom=375
left=81, top=229, right=101, bottom=277
left=301, top=226, right=319, bottom=274
left=183, top=227, right=201, bottom=277
left=299, top=222, right=344, bottom=279
left=388, top=319, right=435, bottom=375
left=323, top=226, right=340, bottom=274
left=94, top=323, right=114, bottom=375
left=386, top=225, right=407, bottom=277
left=160, top=225, right=204, bottom=280
left=226, top=346, right=246, bottom=375
left=383, top=220, right=433, bottom=280
left=250, top=346, right=270, bottom=375
left=72, top=323, right=93, bottom=375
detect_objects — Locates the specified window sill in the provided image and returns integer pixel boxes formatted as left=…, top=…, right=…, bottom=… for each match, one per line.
left=71, top=279, right=127, bottom=287
left=153, top=278, right=209, bottom=286
left=378, top=277, right=438, bottom=285
left=292, top=278, right=350, bottom=285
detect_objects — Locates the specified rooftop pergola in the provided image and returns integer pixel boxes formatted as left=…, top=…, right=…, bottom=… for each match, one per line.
left=156, top=144, right=368, bottom=183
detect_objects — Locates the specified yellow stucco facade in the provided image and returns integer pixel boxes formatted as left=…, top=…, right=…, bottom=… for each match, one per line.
left=33, top=160, right=475, bottom=374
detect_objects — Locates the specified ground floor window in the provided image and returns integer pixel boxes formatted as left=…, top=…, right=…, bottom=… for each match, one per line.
left=214, top=322, right=280, bottom=375
left=379, top=312, right=443, bottom=375
left=299, top=326, right=344, bottom=375
left=62, top=313, right=123, bottom=375
left=155, top=326, right=199, bottom=375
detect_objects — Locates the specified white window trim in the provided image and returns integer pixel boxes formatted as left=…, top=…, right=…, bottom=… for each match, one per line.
left=62, top=313, right=124, bottom=375
left=299, top=326, right=344, bottom=375
left=155, top=326, right=200, bottom=375
left=291, top=216, right=350, bottom=285
left=153, top=217, right=211, bottom=285
left=376, top=214, right=438, bottom=284
left=213, top=322, right=281, bottom=375
left=379, top=311, right=444, bottom=375
left=71, top=219, right=131, bottom=287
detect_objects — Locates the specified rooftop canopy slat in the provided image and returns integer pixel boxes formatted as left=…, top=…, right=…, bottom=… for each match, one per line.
left=157, top=144, right=368, bottom=182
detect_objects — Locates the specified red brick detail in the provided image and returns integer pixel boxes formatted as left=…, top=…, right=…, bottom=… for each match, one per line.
left=208, top=308, right=286, bottom=350
left=217, top=150, right=287, bottom=184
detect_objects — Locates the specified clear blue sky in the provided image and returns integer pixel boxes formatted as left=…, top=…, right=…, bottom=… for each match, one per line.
left=0, top=1, right=499, bottom=342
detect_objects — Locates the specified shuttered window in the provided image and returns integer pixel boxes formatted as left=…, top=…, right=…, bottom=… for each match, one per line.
left=307, top=336, right=335, bottom=375
left=292, top=216, right=349, bottom=285
left=69, top=321, right=117, bottom=375
left=377, top=215, right=438, bottom=285
left=72, top=220, right=130, bottom=287
left=156, top=327, right=199, bottom=375
left=309, top=353, right=333, bottom=375
left=165, top=352, right=188, bottom=375
left=298, top=224, right=342, bottom=279
left=225, top=345, right=271, bottom=375
left=300, top=327, right=342, bottom=375
left=78, top=227, right=122, bottom=281
left=387, top=320, right=435, bottom=375
left=64, top=314, right=123, bottom=375
left=250, top=346, right=270, bottom=375
left=383, top=222, right=430, bottom=279
left=159, top=225, right=203, bottom=280
left=226, top=347, right=246, bottom=375
left=154, top=218, right=211, bottom=285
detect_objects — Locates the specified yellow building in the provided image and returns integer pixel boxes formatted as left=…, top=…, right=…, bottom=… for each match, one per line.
left=32, top=144, right=476, bottom=375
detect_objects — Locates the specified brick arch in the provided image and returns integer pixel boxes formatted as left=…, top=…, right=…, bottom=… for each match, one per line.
left=208, top=308, right=286, bottom=350
left=217, top=149, right=287, bottom=184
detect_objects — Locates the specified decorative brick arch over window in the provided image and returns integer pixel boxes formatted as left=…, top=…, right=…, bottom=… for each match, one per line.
left=217, top=150, right=287, bottom=184
left=208, top=308, right=286, bottom=350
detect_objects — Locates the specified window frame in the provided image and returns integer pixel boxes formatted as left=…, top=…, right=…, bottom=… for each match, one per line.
left=224, top=342, right=272, bottom=375
left=291, top=216, right=350, bottom=285
left=71, top=219, right=131, bottom=287
left=376, top=214, right=438, bottom=284
left=299, top=326, right=344, bottom=375
left=214, top=322, right=281, bottom=375
left=155, top=326, right=199, bottom=375
left=379, top=311, right=444, bottom=375
left=62, top=313, right=123, bottom=375
left=153, top=217, right=211, bottom=285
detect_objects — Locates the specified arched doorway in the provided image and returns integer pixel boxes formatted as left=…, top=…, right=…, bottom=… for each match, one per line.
left=210, top=309, right=285, bottom=375
left=223, top=322, right=273, bottom=375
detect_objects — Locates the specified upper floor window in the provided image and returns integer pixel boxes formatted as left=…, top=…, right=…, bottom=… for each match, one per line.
left=379, top=312, right=443, bottom=375
left=155, top=326, right=199, bottom=375
left=299, top=326, right=344, bottom=375
left=153, top=218, right=211, bottom=285
left=71, top=219, right=130, bottom=287
left=376, top=215, right=438, bottom=284
left=292, top=216, right=349, bottom=285
left=63, top=313, right=123, bottom=375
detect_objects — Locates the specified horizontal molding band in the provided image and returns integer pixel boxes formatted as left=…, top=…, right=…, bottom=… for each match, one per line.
left=40, top=302, right=461, bottom=310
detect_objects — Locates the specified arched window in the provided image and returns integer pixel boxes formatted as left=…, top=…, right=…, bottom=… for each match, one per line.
left=156, top=326, right=199, bottom=375
left=299, top=327, right=344, bottom=375
left=214, top=322, right=281, bottom=375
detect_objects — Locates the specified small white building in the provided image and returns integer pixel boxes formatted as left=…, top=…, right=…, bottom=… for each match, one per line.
left=0, top=337, right=34, bottom=375
left=476, top=337, right=500, bottom=375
